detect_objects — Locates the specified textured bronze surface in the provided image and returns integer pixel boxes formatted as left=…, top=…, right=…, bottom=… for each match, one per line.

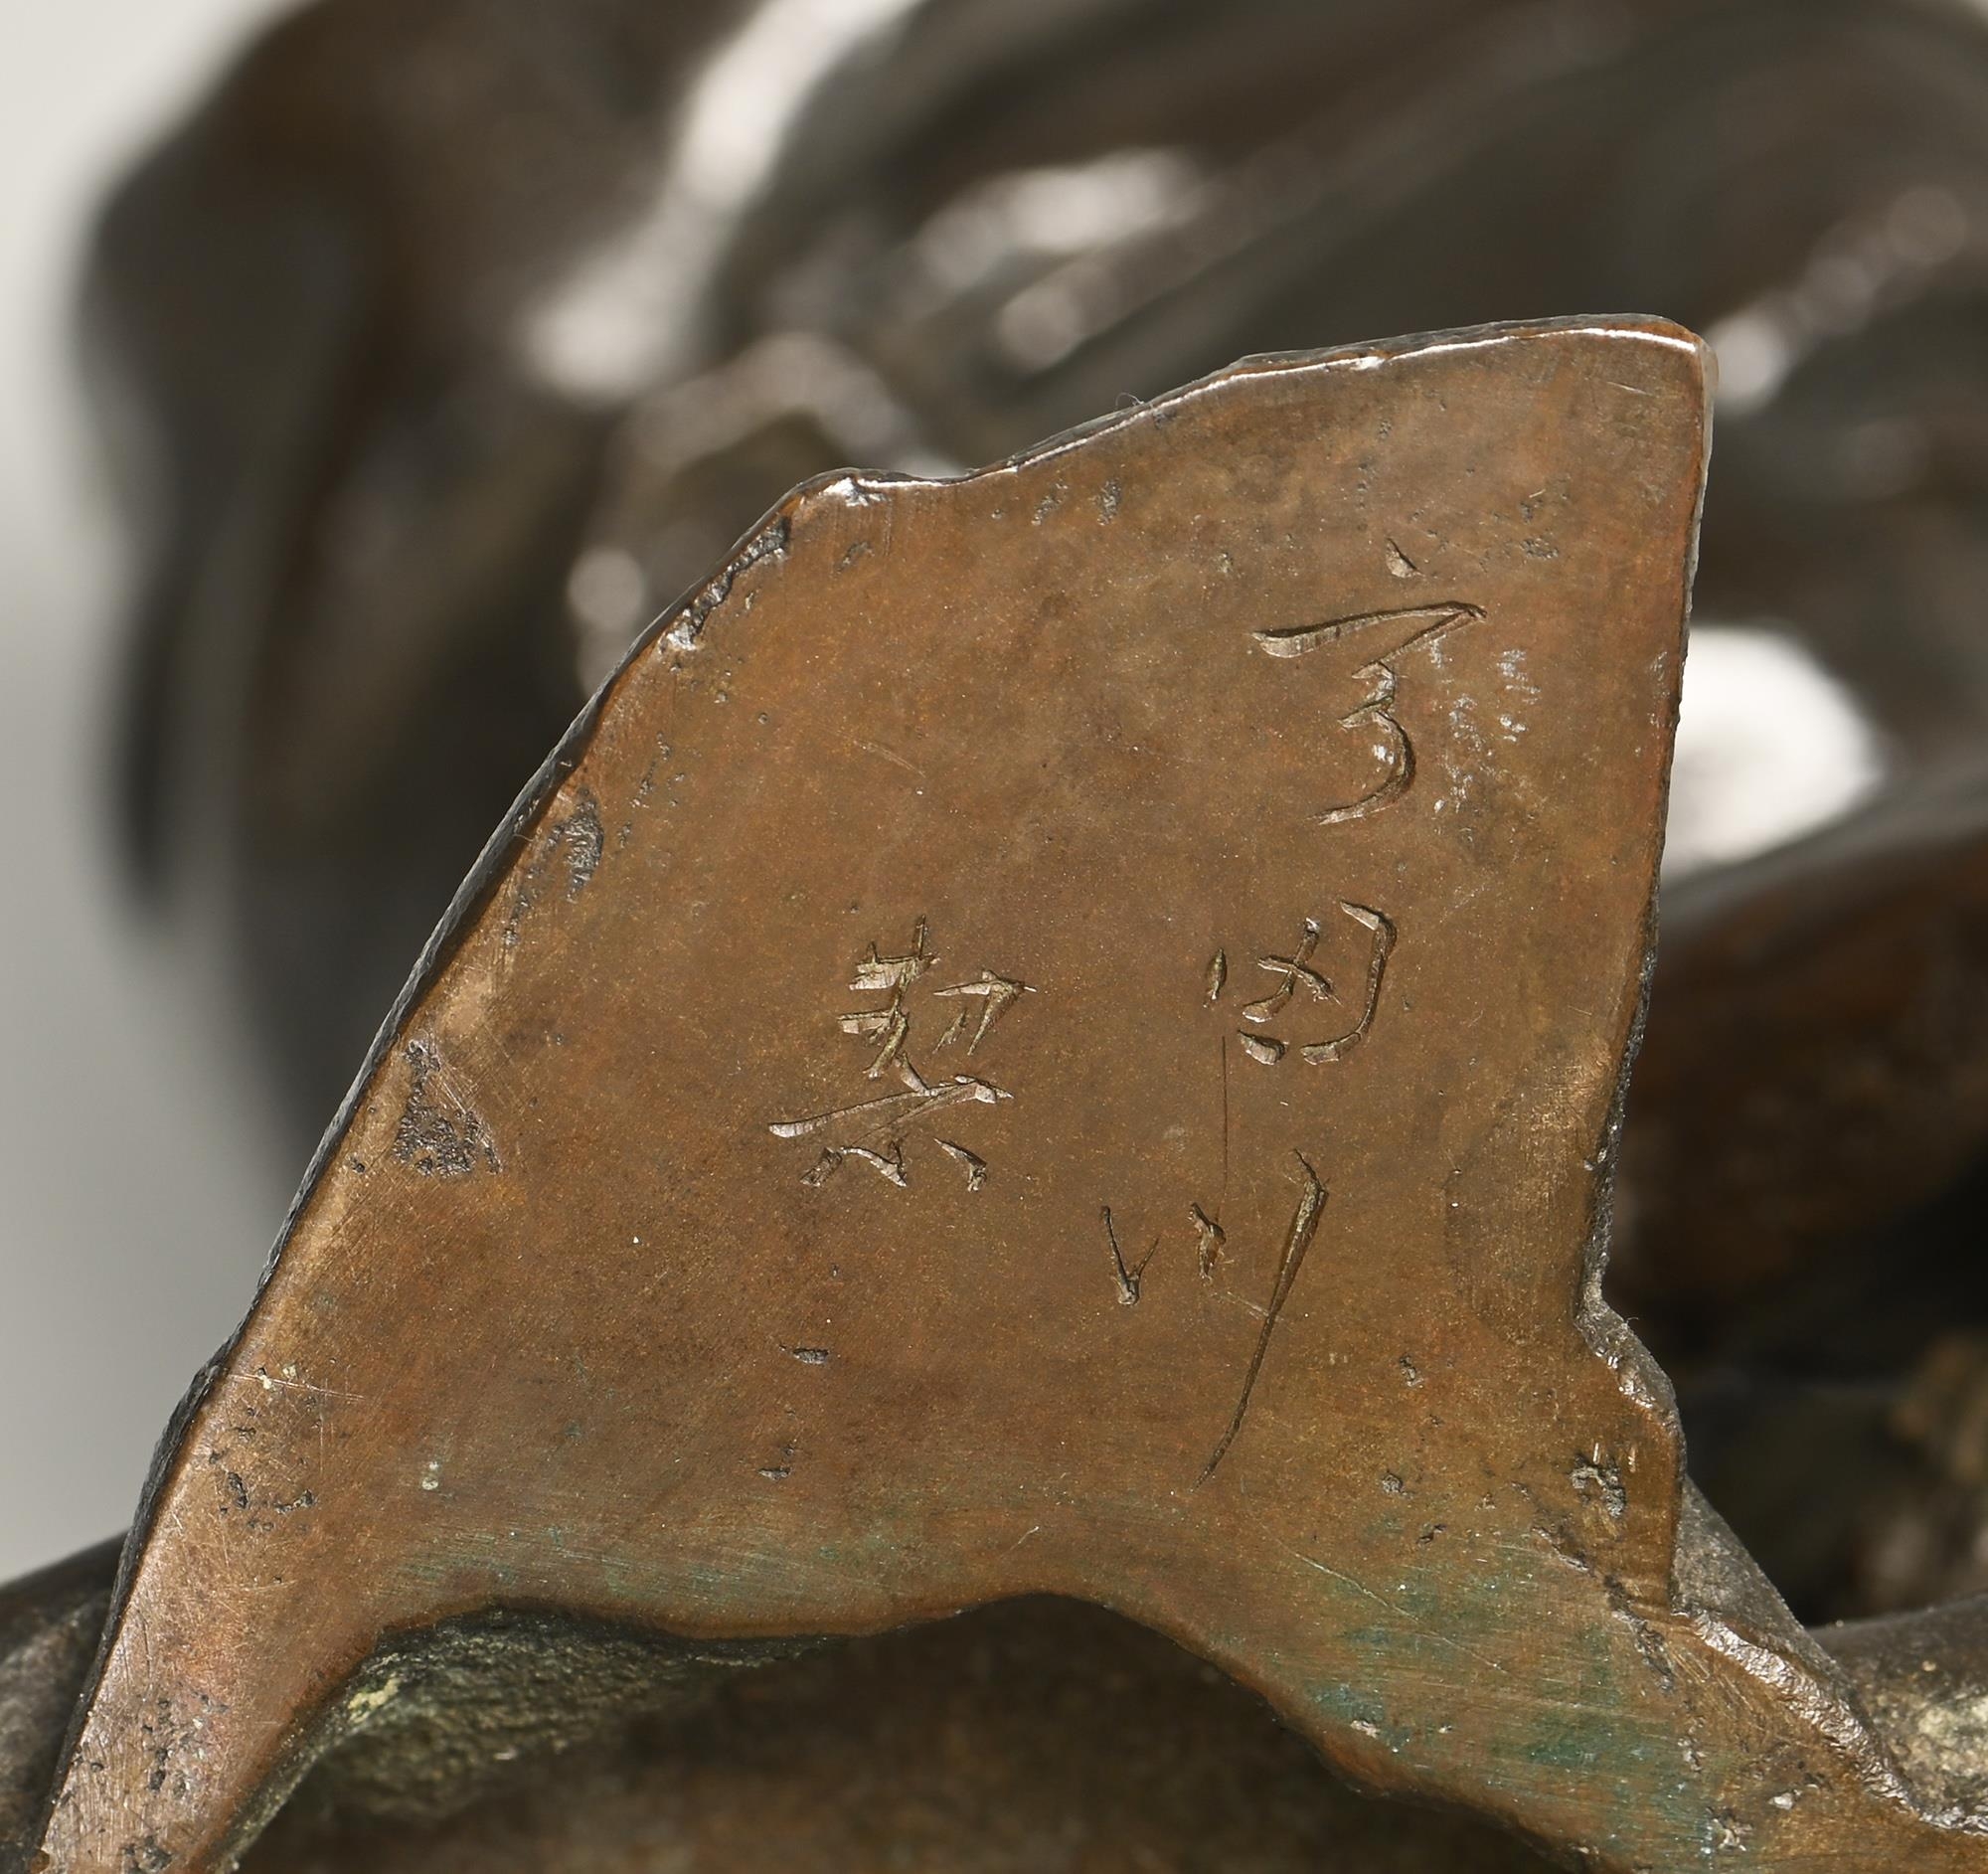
left=34, top=319, right=1988, bottom=1871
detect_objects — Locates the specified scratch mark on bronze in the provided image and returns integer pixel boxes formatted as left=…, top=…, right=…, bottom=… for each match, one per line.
left=1573, top=1452, right=1628, bottom=1521
left=556, top=792, right=604, bottom=899
left=853, top=738, right=922, bottom=779
left=1293, top=1552, right=1506, bottom=1675
left=235, top=1368, right=366, bottom=1407
left=1205, top=949, right=1228, bottom=1004
left=1215, top=1290, right=1270, bottom=1322
left=503, top=787, right=604, bottom=946
left=1202, top=1152, right=1326, bottom=1480
left=662, top=515, right=789, bottom=651
left=1219, top=1031, right=1231, bottom=1220
left=394, top=1039, right=500, bottom=1177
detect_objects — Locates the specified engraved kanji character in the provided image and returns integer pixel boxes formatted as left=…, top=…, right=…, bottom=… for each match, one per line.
left=1254, top=602, right=1482, bottom=822
left=769, top=920, right=1031, bottom=1190
left=1210, top=902, right=1396, bottom=1067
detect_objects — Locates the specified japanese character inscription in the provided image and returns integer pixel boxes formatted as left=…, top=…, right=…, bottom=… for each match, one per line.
left=1129, top=598, right=1481, bottom=1477
left=763, top=593, right=1486, bottom=1482
left=1254, top=600, right=1482, bottom=823
left=769, top=919, right=1032, bottom=1189
left=1209, top=901, right=1397, bottom=1068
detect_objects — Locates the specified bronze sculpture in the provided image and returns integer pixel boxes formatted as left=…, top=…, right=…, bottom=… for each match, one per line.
left=12, top=318, right=1988, bottom=1871
left=13, top=0, right=1988, bottom=1866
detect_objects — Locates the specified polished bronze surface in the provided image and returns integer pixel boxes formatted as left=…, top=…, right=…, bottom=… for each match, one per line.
left=28, top=317, right=1988, bottom=1870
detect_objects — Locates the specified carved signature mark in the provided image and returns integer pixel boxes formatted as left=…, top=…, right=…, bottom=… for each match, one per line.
left=839, top=919, right=933, bottom=1076
left=1103, top=1201, right=1231, bottom=1304
left=1217, top=902, right=1395, bottom=1066
left=938, top=1140, right=989, bottom=1191
left=851, top=921, right=933, bottom=995
left=1203, top=1152, right=1327, bottom=1480
left=803, top=1141, right=905, bottom=1188
left=932, top=969, right=1032, bottom=1052
left=770, top=920, right=1029, bottom=1188
left=1101, top=1206, right=1163, bottom=1306
left=1190, top=1204, right=1227, bottom=1278
left=770, top=1072, right=1003, bottom=1141
left=774, top=1063, right=1007, bottom=1184
left=1254, top=602, right=1482, bottom=823
left=1300, top=904, right=1394, bottom=1066
left=1242, top=920, right=1332, bottom=1025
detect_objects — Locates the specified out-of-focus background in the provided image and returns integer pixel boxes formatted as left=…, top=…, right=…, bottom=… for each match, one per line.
left=9, top=0, right=1988, bottom=1631
left=0, top=0, right=294, bottom=1578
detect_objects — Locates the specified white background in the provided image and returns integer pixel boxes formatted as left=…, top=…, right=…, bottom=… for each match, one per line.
left=0, top=1, right=294, bottom=1579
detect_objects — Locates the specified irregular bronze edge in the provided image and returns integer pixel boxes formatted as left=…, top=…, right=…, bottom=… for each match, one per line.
left=1572, top=321, right=1713, bottom=1428
left=204, top=1605, right=824, bottom=1870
